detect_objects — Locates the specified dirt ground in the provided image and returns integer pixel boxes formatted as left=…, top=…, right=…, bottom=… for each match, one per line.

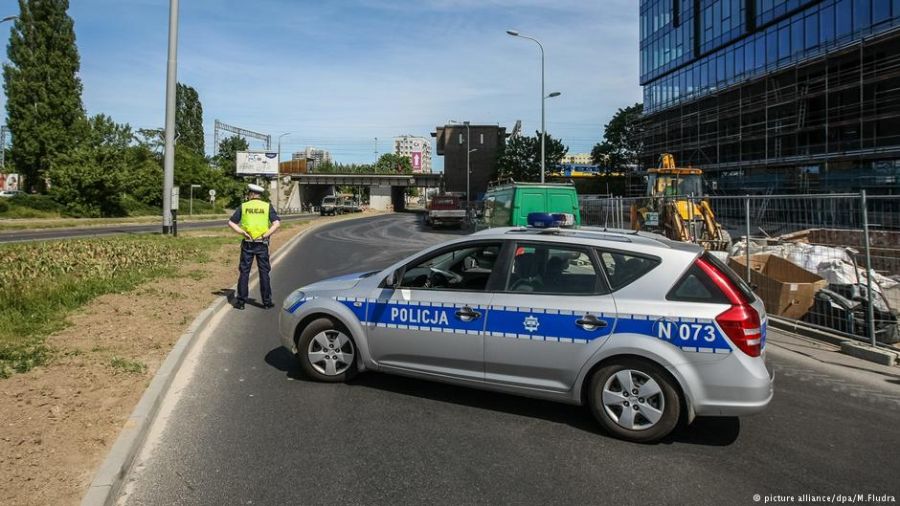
left=0, top=215, right=358, bottom=506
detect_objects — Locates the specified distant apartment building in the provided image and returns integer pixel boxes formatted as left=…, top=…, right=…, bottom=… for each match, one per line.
left=394, top=135, right=433, bottom=173
left=561, top=153, right=593, bottom=165
left=292, top=147, right=332, bottom=170
left=432, top=123, right=508, bottom=199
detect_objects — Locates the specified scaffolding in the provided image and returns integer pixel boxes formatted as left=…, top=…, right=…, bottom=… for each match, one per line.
left=212, top=119, right=271, bottom=156
left=641, top=29, right=900, bottom=195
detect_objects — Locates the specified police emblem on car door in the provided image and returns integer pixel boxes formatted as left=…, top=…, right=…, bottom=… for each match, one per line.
left=367, top=241, right=505, bottom=380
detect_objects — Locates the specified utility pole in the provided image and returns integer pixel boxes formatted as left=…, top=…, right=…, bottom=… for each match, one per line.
left=161, top=0, right=179, bottom=234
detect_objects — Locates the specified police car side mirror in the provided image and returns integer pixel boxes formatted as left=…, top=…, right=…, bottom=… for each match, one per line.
left=384, top=268, right=404, bottom=289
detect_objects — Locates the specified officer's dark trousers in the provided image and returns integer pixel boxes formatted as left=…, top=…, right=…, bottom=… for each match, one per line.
left=237, top=240, right=272, bottom=303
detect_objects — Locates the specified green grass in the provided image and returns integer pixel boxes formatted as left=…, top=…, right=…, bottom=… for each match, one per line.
left=0, top=194, right=231, bottom=228
left=0, top=234, right=233, bottom=379
left=0, top=213, right=229, bottom=232
left=109, top=356, right=147, bottom=375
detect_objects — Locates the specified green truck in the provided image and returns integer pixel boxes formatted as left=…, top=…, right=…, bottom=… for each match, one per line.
left=481, top=182, right=580, bottom=228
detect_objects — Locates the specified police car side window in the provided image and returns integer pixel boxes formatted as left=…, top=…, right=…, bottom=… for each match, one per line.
left=506, top=243, right=607, bottom=295
left=597, top=251, right=661, bottom=291
left=398, top=242, right=502, bottom=292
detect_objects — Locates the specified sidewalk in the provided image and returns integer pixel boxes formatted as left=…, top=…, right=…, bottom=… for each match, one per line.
left=767, top=328, right=900, bottom=394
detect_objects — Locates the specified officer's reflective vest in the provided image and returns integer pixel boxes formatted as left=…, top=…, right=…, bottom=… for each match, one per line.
left=240, top=199, right=271, bottom=240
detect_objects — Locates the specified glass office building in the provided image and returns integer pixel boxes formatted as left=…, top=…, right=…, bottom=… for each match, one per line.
left=639, top=0, right=900, bottom=193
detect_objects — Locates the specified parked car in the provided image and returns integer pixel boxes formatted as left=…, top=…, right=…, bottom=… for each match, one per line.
left=320, top=196, right=339, bottom=216
left=0, top=190, right=23, bottom=198
left=279, top=215, right=773, bottom=443
left=425, top=194, right=466, bottom=228
left=340, top=198, right=362, bottom=213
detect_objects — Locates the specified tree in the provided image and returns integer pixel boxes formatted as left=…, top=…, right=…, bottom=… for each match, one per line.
left=591, top=103, right=644, bottom=170
left=495, top=131, right=568, bottom=182
left=46, top=115, right=133, bottom=217
left=3, top=0, right=85, bottom=192
left=176, top=83, right=204, bottom=157
left=215, top=135, right=249, bottom=173
left=373, top=153, right=411, bottom=174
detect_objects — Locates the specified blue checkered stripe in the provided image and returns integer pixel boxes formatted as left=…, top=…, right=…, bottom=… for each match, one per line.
left=324, top=297, right=732, bottom=354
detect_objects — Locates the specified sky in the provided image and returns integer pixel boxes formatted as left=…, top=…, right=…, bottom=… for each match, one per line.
left=1, top=0, right=641, bottom=171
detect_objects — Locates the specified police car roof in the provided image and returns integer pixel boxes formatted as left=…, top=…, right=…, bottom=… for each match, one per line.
left=471, top=226, right=702, bottom=252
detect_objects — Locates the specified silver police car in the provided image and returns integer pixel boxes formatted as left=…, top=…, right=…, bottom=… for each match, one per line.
left=279, top=224, right=773, bottom=443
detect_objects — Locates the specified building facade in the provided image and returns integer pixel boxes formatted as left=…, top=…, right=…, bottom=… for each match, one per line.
left=640, top=0, right=900, bottom=194
left=561, top=153, right=594, bottom=165
left=394, top=135, right=433, bottom=173
left=292, top=147, right=332, bottom=170
left=432, top=124, right=507, bottom=199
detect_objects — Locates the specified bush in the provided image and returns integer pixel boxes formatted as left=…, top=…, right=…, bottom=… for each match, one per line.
left=10, top=194, right=64, bottom=213
left=0, top=199, right=8, bottom=213
left=119, top=194, right=158, bottom=216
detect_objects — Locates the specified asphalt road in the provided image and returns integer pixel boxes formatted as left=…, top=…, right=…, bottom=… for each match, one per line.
left=0, top=214, right=315, bottom=243
left=120, top=213, right=900, bottom=505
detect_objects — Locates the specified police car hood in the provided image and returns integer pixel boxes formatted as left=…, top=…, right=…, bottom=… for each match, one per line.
left=302, top=271, right=376, bottom=292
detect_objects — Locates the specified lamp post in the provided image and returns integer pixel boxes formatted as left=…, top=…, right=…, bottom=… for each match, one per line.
left=463, top=121, right=471, bottom=212
left=277, top=132, right=290, bottom=212
left=506, top=30, right=560, bottom=183
left=189, top=184, right=200, bottom=216
left=162, top=0, right=179, bottom=234
left=1, top=16, right=17, bottom=23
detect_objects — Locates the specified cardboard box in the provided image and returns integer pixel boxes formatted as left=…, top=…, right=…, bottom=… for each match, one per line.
left=729, top=254, right=828, bottom=319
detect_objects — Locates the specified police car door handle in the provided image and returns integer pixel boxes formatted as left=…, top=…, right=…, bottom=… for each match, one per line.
left=576, top=315, right=607, bottom=331
left=455, top=307, right=481, bottom=322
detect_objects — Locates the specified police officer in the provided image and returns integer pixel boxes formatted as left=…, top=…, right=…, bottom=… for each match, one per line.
left=228, top=183, right=281, bottom=310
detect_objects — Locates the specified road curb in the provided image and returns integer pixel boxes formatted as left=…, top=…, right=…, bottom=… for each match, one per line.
left=80, top=214, right=362, bottom=506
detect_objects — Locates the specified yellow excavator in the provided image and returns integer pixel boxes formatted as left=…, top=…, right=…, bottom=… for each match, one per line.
left=630, top=153, right=731, bottom=251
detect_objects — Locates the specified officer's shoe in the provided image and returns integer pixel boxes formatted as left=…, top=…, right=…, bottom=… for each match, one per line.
left=234, top=300, right=246, bottom=310
left=262, top=301, right=275, bottom=309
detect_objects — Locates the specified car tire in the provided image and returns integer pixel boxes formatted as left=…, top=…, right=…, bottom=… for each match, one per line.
left=588, top=358, right=681, bottom=443
left=296, top=318, right=358, bottom=383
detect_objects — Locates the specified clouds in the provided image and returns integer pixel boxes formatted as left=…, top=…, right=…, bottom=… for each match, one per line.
left=0, top=0, right=640, bottom=165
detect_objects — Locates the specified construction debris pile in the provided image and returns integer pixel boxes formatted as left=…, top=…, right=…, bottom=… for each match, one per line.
left=728, top=229, right=900, bottom=345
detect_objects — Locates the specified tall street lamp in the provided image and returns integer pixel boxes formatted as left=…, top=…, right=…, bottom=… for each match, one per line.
left=276, top=132, right=291, bottom=212
left=162, top=0, right=180, bottom=234
left=464, top=121, right=471, bottom=212
left=506, top=29, right=559, bottom=183
left=2, top=16, right=17, bottom=23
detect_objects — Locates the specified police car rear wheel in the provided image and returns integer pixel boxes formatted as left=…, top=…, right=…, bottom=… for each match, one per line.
left=589, top=359, right=680, bottom=443
left=297, top=318, right=357, bottom=382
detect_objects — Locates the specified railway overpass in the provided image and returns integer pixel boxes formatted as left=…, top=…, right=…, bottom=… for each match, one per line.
left=274, top=173, right=444, bottom=212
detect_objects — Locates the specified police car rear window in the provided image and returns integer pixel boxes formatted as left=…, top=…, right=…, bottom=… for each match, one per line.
left=702, top=252, right=756, bottom=303
left=597, top=251, right=660, bottom=291
left=667, top=253, right=757, bottom=304
left=666, top=263, right=730, bottom=304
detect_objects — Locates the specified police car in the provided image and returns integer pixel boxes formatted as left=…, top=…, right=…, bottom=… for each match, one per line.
left=279, top=214, right=773, bottom=443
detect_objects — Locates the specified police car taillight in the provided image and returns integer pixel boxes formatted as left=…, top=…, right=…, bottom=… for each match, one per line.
left=696, top=257, right=762, bottom=358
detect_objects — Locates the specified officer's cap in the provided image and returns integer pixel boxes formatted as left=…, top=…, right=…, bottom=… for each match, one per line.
left=247, top=183, right=265, bottom=194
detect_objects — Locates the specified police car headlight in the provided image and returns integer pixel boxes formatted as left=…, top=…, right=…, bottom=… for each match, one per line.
left=283, top=290, right=307, bottom=310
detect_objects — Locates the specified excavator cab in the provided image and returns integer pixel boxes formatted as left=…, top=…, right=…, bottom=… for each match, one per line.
left=631, top=153, right=731, bottom=251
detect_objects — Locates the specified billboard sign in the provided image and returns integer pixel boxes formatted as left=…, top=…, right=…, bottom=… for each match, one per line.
left=0, top=173, right=19, bottom=191
left=411, top=151, right=422, bottom=173
left=236, top=151, right=279, bottom=176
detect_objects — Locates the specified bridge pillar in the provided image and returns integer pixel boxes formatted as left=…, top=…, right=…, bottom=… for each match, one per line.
left=369, top=185, right=393, bottom=211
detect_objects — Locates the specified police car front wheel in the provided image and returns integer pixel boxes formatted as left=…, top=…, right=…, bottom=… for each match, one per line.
left=588, top=358, right=681, bottom=443
left=297, top=318, right=358, bottom=382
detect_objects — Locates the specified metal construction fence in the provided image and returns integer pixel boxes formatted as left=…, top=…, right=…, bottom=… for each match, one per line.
left=580, top=193, right=900, bottom=347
